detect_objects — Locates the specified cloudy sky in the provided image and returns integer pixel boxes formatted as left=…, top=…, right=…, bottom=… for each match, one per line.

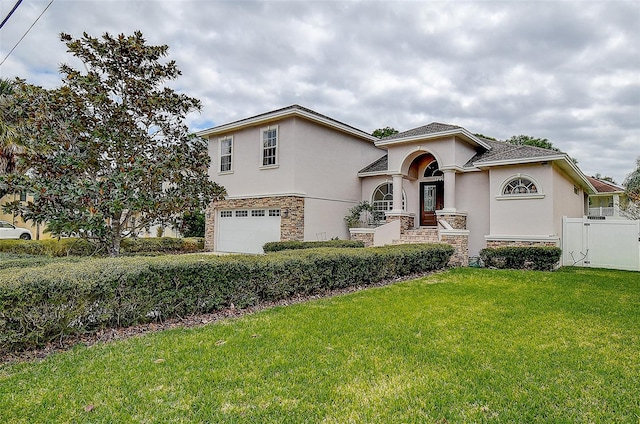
left=1, top=0, right=638, bottom=184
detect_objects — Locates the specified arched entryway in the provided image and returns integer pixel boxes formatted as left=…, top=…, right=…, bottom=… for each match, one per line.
left=413, top=153, right=444, bottom=226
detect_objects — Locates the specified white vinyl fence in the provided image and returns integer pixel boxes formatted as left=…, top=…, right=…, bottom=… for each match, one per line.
left=562, top=217, right=640, bottom=271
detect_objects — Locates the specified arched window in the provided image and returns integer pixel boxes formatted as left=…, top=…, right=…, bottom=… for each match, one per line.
left=372, top=182, right=405, bottom=211
left=502, top=176, right=538, bottom=195
left=424, top=160, right=443, bottom=178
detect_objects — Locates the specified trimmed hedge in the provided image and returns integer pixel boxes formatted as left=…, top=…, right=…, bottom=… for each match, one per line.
left=479, top=246, right=562, bottom=271
left=120, top=237, right=204, bottom=254
left=0, top=243, right=453, bottom=353
left=263, top=240, right=365, bottom=252
left=0, top=237, right=204, bottom=257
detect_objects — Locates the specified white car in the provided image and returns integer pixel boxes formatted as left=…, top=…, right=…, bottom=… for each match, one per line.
left=0, top=220, right=32, bottom=240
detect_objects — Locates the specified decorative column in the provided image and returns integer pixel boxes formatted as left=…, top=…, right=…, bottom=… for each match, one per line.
left=443, top=169, right=456, bottom=212
left=392, top=174, right=404, bottom=213
left=386, top=173, right=414, bottom=231
left=613, top=194, right=620, bottom=217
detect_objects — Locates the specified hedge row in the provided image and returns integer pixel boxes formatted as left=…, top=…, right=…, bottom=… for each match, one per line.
left=479, top=246, right=562, bottom=271
left=0, top=243, right=453, bottom=353
left=262, top=239, right=364, bottom=252
left=0, top=237, right=204, bottom=257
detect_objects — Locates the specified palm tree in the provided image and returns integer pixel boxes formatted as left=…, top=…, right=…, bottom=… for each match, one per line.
left=0, top=78, right=22, bottom=198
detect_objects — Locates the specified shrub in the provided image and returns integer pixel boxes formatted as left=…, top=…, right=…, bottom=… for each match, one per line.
left=120, top=237, right=204, bottom=254
left=0, top=237, right=204, bottom=257
left=479, top=246, right=562, bottom=271
left=0, top=243, right=453, bottom=353
left=0, top=238, right=96, bottom=256
left=263, top=240, right=365, bottom=252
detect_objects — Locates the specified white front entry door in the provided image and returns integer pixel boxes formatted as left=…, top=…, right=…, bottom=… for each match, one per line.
left=217, top=209, right=281, bottom=254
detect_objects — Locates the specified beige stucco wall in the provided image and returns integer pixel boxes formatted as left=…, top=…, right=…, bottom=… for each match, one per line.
left=385, top=136, right=479, bottom=174
left=304, top=197, right=353, bottom=240
left=206, top=115, right=384, bottom=245
left=488, top=164, right=555, bottom=236
left=292, top=118, right=384, bottom=202
left=552, top=164, right=586, bottom=236
left=207, top=119, right=298, bottom=197
left=456, top=171, right=490, bottom=256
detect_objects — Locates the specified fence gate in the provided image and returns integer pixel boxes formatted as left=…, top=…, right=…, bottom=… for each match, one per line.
left=562, top=217, right=640, bottom=271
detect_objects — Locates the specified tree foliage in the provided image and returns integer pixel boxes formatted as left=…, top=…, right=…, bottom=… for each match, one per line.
left=594, top=173, right=617, bottom=184
left=505, top=134, right=577, bottom=163
left=623, top=157, right=640, bottom=202
left=0, top=31, right=225, bottom=256
left=0, top=78, right=23, bottom=197
left=505, top=135, right=559, bottom=151
left=179, top=210, right=206, bottom=238
left=372, top=126, right=399, bottom=139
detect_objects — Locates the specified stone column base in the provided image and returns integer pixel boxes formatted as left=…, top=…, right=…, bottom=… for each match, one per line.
left=385, top=212, right=415, bottom=232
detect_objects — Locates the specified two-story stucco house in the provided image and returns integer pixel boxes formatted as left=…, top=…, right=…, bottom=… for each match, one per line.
left=197, top=105, right=595, bottom=264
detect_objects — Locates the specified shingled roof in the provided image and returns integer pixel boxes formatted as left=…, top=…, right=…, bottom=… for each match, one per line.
left=586, top=176, right=625, bottom=193
left=196, top=104, right=376, bottom=142
left=382, top=122, right=463, bottom=141
left=359, top=137, right=569, bottom=175
left=465, top=139, right=564, bottom=167
left=358, top=155, right=388, bottom=174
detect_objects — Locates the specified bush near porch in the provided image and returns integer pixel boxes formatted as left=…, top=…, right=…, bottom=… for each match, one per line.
left=480, top=246, right=562, bottom=271
left=0, top=243, right=453, bottom=354
left=263, top=239, right=364, bottom=252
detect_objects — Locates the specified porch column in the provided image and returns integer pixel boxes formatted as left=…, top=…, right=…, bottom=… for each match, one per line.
left=613, top=194, right=620, bottom=217
left=392, top=174, right=404, bottom=213
left=443, top=169, right=456, bottom=212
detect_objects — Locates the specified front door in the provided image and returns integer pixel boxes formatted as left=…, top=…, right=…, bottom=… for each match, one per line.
left=420, top=182, right=444, bottom=226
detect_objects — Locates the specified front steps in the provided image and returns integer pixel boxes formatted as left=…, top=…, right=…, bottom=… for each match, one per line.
left=393, top=227, right=440, bottom=244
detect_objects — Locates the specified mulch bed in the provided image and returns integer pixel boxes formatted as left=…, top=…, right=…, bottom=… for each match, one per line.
left=1, top=270, right=440, bottom=366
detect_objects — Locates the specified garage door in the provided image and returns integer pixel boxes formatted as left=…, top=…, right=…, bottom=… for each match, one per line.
left=217, top=209, right=281, bottom=254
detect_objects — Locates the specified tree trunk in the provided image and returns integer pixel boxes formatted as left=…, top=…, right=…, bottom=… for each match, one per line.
left=110, top=217, right=122, bottom=257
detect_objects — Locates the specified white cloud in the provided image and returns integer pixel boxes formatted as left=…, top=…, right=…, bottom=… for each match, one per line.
left=1, top=0, right=638, bottom=183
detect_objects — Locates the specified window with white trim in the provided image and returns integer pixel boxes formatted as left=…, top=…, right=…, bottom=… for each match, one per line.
left=502, top=177, right=538, bottom=195
left=235, top=210, right=248, bottom=217
left=219, top=136, right=233, bottom=173
left=251, top=210, right=266, bottom=217
left=372, top=182, right=405, bottom=211
left=424, top=160, right=443, bottom=178
left=269, top=209, right=280, bottom=217
left=261, top=126, right=278, bottom=167
left=220, top=211, right=232, bottom=218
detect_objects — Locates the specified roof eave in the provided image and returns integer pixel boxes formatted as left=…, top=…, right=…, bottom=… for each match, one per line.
left=375, top=128, right=491, bottom=150
left=474, top=154, right=597, bottom=194
left=196, top=107, right=377, bottom=142
left=357, top=170, right=393, bottom=178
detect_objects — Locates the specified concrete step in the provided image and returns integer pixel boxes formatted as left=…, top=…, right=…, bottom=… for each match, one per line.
left=395, top=228, right=440, bottom=244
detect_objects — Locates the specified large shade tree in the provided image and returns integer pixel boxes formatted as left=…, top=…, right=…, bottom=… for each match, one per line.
left=1, top=31, right=225, bottom=255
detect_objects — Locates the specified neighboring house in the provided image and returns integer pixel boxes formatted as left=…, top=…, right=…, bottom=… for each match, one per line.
left=0, top=192, right=49, bottom=240
left=198, top=105, right=596, bottom=264
left=586, top=176, right=627, bottom=219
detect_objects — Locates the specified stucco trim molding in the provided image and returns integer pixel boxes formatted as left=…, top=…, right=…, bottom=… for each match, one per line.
left=440, top=229, right=470, bottom=236
left=485, top=234, right=560, bottom=243
left=496, top=194, right=545, bottom=201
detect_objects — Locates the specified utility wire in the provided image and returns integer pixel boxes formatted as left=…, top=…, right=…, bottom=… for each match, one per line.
left=0, top=0, right=24, bottom=30
left=0, top=0, right=55, bottom=67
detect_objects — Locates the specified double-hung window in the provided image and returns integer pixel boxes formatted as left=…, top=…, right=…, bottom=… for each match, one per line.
left=261, top=126, right=278, bottom=167
left=219, top=136, right=233, bottom=173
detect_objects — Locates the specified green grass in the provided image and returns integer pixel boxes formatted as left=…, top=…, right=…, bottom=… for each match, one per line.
left=1, top=267, right=638, bottom=423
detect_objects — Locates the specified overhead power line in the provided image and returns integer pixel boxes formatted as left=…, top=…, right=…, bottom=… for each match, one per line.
left=0, top=0, right=55, bottom=67
left=0, top=0, right=24, bottom=30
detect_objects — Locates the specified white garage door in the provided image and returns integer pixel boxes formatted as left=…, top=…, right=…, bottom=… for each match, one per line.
left=217, top=209, right=281, bottom=254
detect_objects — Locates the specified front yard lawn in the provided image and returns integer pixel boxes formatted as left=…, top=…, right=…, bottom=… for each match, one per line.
left=1, top=267, right=638, bottom=422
